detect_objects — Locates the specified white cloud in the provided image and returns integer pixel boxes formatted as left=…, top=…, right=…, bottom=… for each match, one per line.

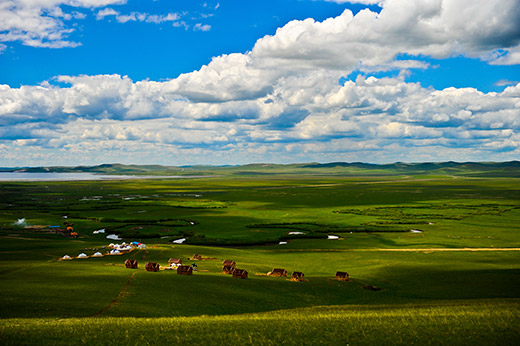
left=251, top=0, right=520, bottom=72
left=95, top=8, right=183, bottom=25
left=0, top=0, right=124, bottom=48
left=96, top=8, right=118, bottom=20
left=1, top=0, right=519, bottom=165
left=495, top=79, right=519, bottom=87
left=152, top=0, right=519, bottom=105
left=193, top=23, right=211, bottom=31
left=1, top=72, right=519, bottom=165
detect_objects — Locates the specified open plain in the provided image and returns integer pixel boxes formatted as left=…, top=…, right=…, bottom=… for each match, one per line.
left=1, top=163, right=519, bottom=345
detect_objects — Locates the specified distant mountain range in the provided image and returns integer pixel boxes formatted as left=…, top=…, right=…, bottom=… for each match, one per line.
left=1, top=161, right=519, bottom=177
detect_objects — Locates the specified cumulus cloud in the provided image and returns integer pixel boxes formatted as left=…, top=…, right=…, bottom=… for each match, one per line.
left=152, top=0, right=519, bottom=104
left=1, top=72, right=519, bottom=164
left=0, top=1, right=197, bottom=50
left=251, top=0, right=520, bottom=71
left=1, top=0, right=519, bottom=165
left=0, top=0, right=124, bottom=49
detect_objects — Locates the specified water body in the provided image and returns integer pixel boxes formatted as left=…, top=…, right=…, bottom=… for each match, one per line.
left=0, top=172, right=205, bottom=181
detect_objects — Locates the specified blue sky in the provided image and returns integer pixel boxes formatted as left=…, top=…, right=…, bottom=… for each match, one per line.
left=0, top=0, right=519, bottom=166
left=1, top=1, right=381, bottom=86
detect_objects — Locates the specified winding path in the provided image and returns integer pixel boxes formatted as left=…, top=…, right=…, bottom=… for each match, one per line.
left=89, top=249, right=148, bottom=317
left=89, top=271, right=137, bottom=317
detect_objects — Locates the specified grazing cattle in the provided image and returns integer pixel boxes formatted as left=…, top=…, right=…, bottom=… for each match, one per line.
left=125, top=259, right=138, bottom=269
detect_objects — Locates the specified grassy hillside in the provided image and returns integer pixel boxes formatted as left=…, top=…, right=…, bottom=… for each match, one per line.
left=2, top=160, right=520, bottom=177
left=2, top=302, right=519, bottom=345
left=1, top=171, right=519, bottom=344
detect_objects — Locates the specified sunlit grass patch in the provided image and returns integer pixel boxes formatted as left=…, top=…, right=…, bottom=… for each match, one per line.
left=1, top=301, right=519, bottom=345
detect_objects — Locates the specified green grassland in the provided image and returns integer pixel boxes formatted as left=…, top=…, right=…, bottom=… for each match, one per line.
left=1, top=165, right=519, bottom=344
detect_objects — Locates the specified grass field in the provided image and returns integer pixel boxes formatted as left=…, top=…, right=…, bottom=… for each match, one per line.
left=2, top=302, right=519, bottom=345
left=1, top=166, right=519, bottom=344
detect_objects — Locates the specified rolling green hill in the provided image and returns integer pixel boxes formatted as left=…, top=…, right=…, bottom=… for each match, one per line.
left=1, top=168, right=519, bottom=344
left=2, top=160, right=520, bottom=177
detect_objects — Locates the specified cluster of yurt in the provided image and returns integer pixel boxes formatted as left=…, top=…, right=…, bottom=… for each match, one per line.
left=60, top=242, right=145, bottom=260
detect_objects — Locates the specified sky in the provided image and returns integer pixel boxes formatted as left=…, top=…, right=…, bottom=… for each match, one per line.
left=0, top=0, right=519, bottom=167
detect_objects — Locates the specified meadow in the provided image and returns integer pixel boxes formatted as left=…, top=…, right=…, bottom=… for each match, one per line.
left=1, top=164, right=519, bottom=344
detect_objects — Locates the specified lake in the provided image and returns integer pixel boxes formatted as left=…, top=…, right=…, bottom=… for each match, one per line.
left=0, top=172, right=198, bottom=181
